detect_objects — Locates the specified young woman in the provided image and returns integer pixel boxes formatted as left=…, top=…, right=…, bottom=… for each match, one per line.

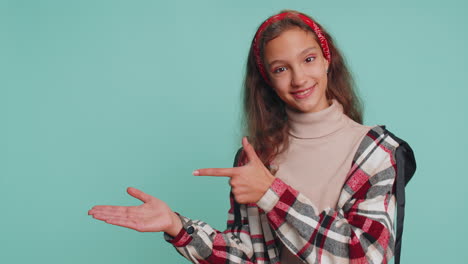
left=88, top=10, right=415, bottom=264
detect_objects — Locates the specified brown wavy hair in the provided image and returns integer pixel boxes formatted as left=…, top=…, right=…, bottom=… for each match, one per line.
left=242, top=10, right=363, bottom=166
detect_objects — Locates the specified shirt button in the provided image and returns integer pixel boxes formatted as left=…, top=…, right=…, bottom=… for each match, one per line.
left=186, top=226, right=195, bottom=234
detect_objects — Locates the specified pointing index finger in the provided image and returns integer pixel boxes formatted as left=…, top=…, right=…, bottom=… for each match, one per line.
left=193, top=167, right=238, bottom=178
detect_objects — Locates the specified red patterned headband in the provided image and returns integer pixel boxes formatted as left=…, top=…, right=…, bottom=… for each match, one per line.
left=253, top=12, right=331, bottom=85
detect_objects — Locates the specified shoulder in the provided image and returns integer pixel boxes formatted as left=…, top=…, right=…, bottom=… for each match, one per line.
left=345, top=125, right=415, bottom=190
left=354, top=125, right=415, bottom=161
left=336, top=126, right=399, bottom=204
left=347, top=126, right=402, bottom=189
left=352, top=125, right=402, bottom=163
left=339, top=125, right=417, bottom=205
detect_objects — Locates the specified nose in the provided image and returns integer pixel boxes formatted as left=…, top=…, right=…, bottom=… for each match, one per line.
left=291, top=66, right=307, bottom=87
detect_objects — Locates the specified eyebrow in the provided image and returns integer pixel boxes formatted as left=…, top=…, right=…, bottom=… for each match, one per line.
left=268, top=46, right=319, bottom=67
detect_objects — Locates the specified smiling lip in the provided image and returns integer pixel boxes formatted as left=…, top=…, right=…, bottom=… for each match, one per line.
left=291, top=84, right=316, bottom=99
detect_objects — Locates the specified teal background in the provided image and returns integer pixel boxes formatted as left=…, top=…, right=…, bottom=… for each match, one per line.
left=2, top=0, right=467, bottom=263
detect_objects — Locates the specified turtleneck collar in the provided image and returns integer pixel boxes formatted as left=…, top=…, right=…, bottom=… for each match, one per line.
left=286, top=99, right=347, bottom=139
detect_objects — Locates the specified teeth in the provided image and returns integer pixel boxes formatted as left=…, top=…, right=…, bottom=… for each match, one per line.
left=296, top=89, right=310, bottom=95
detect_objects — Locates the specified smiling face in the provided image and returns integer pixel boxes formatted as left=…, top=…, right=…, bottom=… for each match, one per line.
left=264, top=27, right=330, bottom=113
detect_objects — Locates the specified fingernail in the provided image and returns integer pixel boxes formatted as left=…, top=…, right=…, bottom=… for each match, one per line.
left=192, top=170, right=199, bottom=176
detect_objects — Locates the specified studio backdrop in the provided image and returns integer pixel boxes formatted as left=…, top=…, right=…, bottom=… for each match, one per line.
left=2, top=0, right=467, bottom=263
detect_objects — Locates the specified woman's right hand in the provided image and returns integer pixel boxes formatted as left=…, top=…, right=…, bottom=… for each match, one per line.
left=88, top=187, right=183, bottom=236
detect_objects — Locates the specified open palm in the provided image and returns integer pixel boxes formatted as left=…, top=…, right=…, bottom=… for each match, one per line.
left=88, top=187, right=177, bottom=233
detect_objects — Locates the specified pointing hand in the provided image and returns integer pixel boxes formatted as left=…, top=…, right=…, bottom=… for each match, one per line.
left=193, top=137, right=275, bottom=204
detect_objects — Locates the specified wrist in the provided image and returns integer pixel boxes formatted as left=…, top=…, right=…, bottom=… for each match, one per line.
left=265, top=171, right=275, bottom=190
left=165, top=212, right=183, bottom=237
left=256, top=171, right=275, bottom=203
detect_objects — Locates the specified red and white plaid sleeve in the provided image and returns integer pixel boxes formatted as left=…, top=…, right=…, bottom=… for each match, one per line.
left=163, top=191, right=271, bottom=264
left=256, top=126, right=399, bottom=264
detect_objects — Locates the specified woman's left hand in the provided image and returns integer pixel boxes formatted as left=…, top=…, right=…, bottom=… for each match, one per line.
left=193, top=137, right=275, bottom=204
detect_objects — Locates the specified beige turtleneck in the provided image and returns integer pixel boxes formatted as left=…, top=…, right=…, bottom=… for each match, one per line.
left=271, top=99, right=373, bottom=263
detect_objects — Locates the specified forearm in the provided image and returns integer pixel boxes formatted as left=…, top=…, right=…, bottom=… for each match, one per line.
left=257, top=177, right=396, bottom=263
left=164, top=207, right=258, bottom=263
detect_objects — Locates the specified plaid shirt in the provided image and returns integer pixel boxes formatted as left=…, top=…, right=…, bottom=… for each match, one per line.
left=165, top=126, right=399, bottom=264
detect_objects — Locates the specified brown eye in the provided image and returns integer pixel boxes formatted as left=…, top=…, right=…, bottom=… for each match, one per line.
left=273, top=67, right=287, bottom=74
left=305, top=56, right=316, bottom=63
